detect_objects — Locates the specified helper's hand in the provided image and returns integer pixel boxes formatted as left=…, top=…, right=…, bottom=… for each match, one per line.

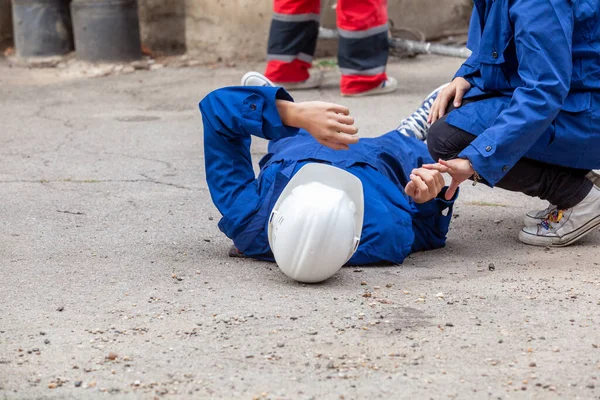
left=422, top=158, right=474, bottom=200
left=428, top=77, right=472, bottom=124
left=404, top=167, right=446, bottom=204
left=295, top=101, right=359, bottom=150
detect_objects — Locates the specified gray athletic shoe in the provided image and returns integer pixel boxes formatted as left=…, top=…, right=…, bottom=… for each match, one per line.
left=519, top=185, right=600, bottom=247
left=523, top=203, right=558, bottom=227
left=524, top=171, right=599, bottom=227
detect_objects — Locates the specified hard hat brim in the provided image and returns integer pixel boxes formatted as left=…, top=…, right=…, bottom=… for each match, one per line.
left=268, top=163, right=365, bottom=256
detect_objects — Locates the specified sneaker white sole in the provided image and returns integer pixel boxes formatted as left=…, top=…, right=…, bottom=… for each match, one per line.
left=241, top=71, right=275, bottom=87
left=341, top=84, right=397, bottom=97
left=273, top=80, right=321, bottom=90
left=518, top=213, right=600, bottom=247
left=272, top=71, right=324, bottom=90
left=587, top=170, right=600, bottom=187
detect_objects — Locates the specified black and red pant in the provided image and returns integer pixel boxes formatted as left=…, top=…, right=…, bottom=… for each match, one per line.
left=265, top=0, right=389, bottom=95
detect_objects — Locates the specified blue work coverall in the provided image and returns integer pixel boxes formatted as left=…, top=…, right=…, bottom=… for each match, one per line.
left=199, top=86, right=456, bottom=265
left=446, top=0, right=600, bottom=186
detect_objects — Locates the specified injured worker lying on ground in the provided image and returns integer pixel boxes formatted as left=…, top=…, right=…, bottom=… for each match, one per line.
left=199, top=74, right=454, bottom=283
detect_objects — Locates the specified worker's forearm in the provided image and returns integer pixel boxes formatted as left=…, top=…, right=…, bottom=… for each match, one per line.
left=276, top=100, right=304, bottom=129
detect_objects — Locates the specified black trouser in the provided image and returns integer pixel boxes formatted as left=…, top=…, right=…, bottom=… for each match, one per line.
left=427, top=106, right=593, bottom=209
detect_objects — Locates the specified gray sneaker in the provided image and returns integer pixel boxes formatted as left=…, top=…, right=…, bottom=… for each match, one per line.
left=519, top=185, right=600, bottom=247
left=523, top=203, right=557, bottom=227
left=524, top=171, right=599, bottom=227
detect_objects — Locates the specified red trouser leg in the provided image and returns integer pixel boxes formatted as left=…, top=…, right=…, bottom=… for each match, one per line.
left=337, top=0, right=389, bottom=95
left=264, top=0, right=321, bottom=83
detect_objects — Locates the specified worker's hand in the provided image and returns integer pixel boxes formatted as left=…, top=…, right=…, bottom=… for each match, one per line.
left=296, top=101, right=359, bottom=150
left=404, top=167, right=446, bottom=203
left=422, top=158, right=475, bottom=200
left=428, top=77, right=472, bottom=124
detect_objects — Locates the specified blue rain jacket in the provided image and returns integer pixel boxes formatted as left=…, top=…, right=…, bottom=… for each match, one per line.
left=199, top=86, right=456, bottom=265
left=447, top=0, right=600, bottom=185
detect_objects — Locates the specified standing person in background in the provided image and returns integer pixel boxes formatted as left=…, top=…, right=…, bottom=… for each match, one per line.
left=244, top=0, right=397, bottom=97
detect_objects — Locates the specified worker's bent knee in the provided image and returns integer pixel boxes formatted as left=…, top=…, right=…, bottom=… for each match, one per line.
left=427, top=116, right=475, bottom=162
left=427, top=117, right=456, bottom=162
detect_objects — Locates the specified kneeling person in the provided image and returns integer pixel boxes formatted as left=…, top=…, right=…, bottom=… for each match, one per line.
left=199, top=76, right=455, bottom=282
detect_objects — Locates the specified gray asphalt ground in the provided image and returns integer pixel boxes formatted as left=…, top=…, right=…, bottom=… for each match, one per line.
left=1, top=55, right=599, bottom=400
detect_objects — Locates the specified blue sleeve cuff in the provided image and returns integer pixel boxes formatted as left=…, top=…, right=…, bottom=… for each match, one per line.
left=413, top=187, right=458, bottom=218
left=242, top=86, right=299, bottom=141
left=458, top=141, right=509, bottom=186
left=453, top=54, right=480, bottom=86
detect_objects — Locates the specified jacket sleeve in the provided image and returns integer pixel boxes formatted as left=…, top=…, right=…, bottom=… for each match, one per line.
left=453, top=6, right=481, bottom=86
left=410, top=187, right=457, bottom=252
left=199, top=86, right=299, bottom=220
left=458, top=0, right=574, bottom=186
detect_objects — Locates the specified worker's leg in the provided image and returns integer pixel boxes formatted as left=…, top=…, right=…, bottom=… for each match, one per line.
left=336, top=0, right=391, bottom=95
left=396, top=84, right=449, bottom=141
left=265, top=0, right=320, bottom=83
left=200, top=86, right=297, bottom=219
left=427, top=114, right=593, bottom=210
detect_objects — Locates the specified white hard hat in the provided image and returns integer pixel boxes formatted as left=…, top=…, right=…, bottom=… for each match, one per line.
left=268, top=163, right=364, bottom=283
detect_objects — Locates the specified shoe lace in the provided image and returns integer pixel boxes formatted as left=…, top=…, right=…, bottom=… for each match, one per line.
left=540, top=209, right=565, bottom=231
left=396, top=97, right=435, bottom=141
left=537, top=204, right=557, bottom=218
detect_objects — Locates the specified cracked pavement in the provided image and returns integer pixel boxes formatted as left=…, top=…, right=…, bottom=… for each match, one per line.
left=0, top=56, right=599, bottom=400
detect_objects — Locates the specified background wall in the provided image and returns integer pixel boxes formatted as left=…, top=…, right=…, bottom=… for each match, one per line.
left=2, top=0, right=472, bottom=61
left=139, top=0, right=472, bottom=62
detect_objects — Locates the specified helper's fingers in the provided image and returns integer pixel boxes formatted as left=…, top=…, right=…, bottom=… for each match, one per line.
left=454, top=86, right=467, bottom=107
left=437, top=98, right=449, bottom=122
left=438, top=159, right=457, bottom=170
left=445, top=178, right=460, bottom=201
left=329, top=104, right=350, bottom=115
left=435, top=170, right=446, bottom=190
left=432, top=88, right=453, bottom=123
left=422, top=163, right=451, bottom=173
left=428, top=98, right=440, bottom=124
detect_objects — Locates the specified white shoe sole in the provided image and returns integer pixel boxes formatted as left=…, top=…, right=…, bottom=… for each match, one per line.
left=241, top=71, right=275, bottom=87
left=341, top=85, right=397, bottom=97
left=273, top=80, right=321, bottom=90
left=518, top=213, right=600, bottom=247
left=587, top=170, right=600, bottom=187
left=272, top=71, right=324, bottom=90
